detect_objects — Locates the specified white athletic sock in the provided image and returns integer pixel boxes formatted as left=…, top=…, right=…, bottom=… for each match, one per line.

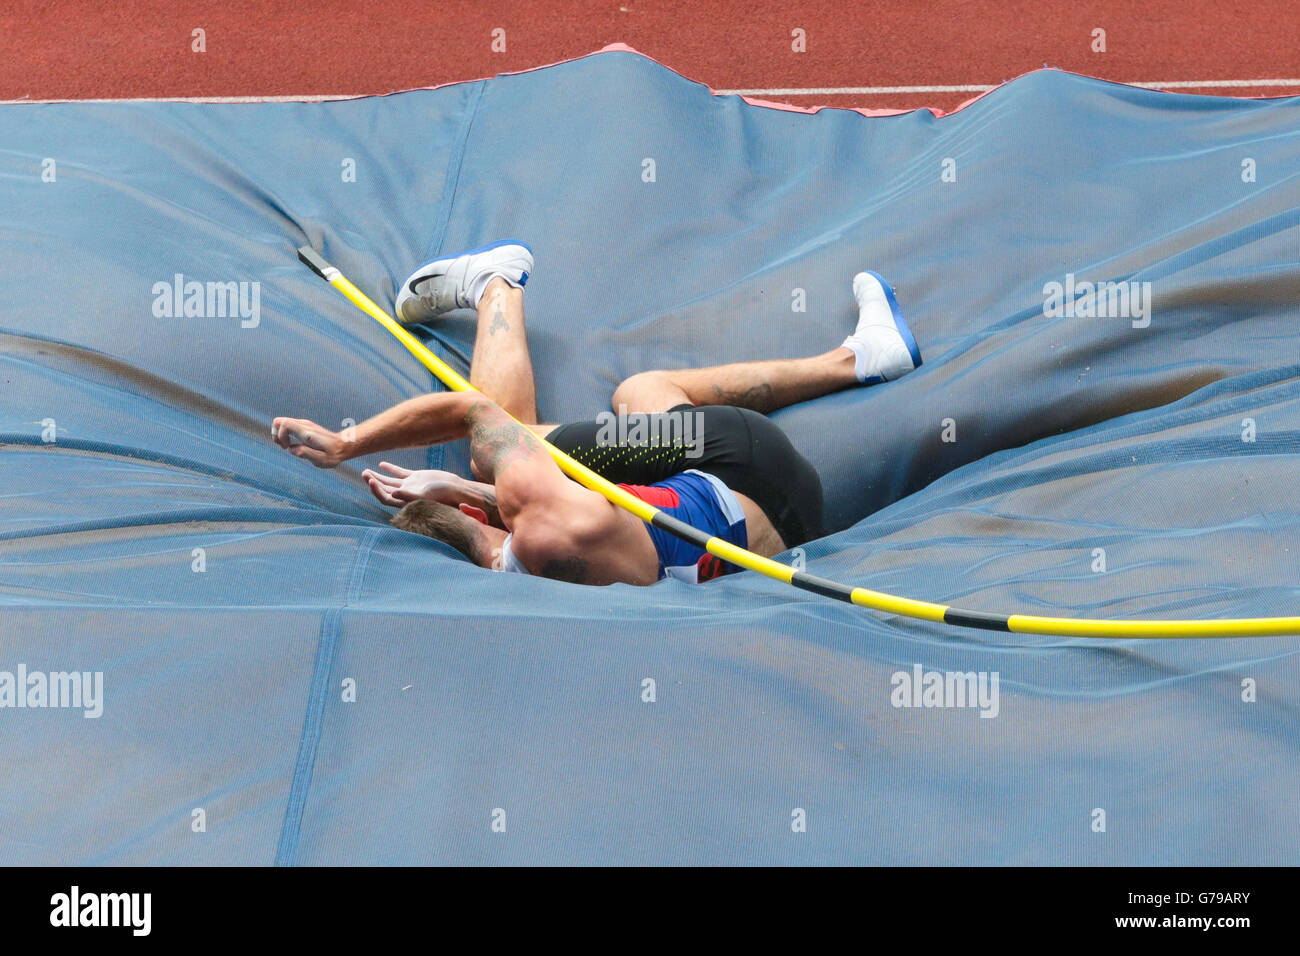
left=840, top=336, right=874, bottom=383
left=469, top=271, right=524, bottom=309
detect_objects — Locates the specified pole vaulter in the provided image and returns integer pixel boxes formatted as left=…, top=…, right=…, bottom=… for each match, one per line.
left=297, top=245, right=1299, bottom=640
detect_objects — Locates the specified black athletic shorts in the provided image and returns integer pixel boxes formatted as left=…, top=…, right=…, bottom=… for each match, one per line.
left=547, top=404, right=824, bottom=547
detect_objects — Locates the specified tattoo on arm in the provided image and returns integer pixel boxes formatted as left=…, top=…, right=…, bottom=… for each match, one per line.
left=463, top=483, right=503, bottom=527
left=711, top=382, right=778, bottom=413
left=464, top=400, right=546, bottom=482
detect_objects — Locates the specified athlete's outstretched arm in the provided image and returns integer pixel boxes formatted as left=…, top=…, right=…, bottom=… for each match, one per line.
left=271, top=391, right=480, bottom=468
left=272, top=393, right=617, bottom=578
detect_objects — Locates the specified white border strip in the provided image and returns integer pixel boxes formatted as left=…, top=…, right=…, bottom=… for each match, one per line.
left=720, top=84, right=995, bottom=95
left=2, top=78, right=1298, bottom=105
left=719, top=78, right=1300, bottom=95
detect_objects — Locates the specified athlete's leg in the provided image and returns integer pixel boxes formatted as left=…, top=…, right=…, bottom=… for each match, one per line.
left=612, top=271, right=922, bottom=415
left=396, top=243, right=540, bottom=423
left=611, top=348, right=858, bottom=414
left=469, top=278, right=539, bottom=424
left=468, top=285, right=565, bottom=440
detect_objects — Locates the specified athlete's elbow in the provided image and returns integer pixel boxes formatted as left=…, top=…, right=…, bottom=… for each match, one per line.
left=459, top=394, right=504, bottom=429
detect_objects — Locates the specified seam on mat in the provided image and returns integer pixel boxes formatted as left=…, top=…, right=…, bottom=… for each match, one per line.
left=274, top=526, right=381, bottom=866
left=424, top=79, right=484, bottom=261
left=422, top=78, right=485, bottom=472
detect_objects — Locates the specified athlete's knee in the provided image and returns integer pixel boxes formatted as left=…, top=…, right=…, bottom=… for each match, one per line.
left=611, top=370, right=660, bottom=410
left=612, top=370, right=685, bottom=413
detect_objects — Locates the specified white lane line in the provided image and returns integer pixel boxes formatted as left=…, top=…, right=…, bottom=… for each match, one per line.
left=2, top=78, right=1298, bottom=105
left=0, top=93, right=371, bottom=104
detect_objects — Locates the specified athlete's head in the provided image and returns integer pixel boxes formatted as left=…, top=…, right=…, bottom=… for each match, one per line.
left=391, top=500, right=502, bottom=568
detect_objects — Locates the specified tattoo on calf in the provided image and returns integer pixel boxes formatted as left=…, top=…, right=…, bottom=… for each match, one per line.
left=711, top=381, right=778, bottom=413
left=489, top=307, right=510, bottom=336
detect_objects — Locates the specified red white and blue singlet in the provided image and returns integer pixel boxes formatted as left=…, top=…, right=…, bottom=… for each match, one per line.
left=616, top=470, right=748, bottom=582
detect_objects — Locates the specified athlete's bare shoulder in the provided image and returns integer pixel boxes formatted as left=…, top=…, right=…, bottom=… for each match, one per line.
left=509, top=500, right=658, bottom=586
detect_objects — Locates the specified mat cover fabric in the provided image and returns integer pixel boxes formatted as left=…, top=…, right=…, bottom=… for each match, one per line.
left=2, top=49, right=1298, bottom=864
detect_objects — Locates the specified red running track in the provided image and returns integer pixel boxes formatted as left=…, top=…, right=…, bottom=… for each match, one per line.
left=2, top=0, right=1298, bottom=111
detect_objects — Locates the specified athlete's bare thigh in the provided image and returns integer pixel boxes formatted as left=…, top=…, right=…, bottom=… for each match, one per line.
left=733, top=491, right=786, bottom=557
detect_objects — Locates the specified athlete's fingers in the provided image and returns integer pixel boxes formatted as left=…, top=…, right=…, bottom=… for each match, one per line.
left=299, top=428, right=327, bottom=450
left=378, top=461, right=412, bottom=478
left=273, top=417, right=322, bottom=449
left=368, top=482, right=399, bottom=507
left=288, top=441, right=334, bottom=468
left=272, top=417, right=307, bottom=447
left=366, top=475, right=401, bottom=506
left=271, top=418, right=294, bottom=448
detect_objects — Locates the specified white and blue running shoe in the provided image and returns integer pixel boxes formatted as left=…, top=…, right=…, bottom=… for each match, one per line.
left=843, top=271, right=923, bottom=383
left=395, top=239, right=533, bottom=324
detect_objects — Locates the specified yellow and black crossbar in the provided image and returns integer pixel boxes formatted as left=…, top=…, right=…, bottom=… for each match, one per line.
left=296, top=245, right=1299, bottom=639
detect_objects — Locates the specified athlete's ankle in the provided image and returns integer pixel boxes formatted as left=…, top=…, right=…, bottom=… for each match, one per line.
left=472, top=273, right=519, bottom=309
left=828, top=345, right=862, bottom=382
left=482, top=275, right=513, bottom=298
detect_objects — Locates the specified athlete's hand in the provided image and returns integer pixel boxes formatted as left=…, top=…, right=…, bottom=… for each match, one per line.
left=362, top=462, right=464, bottom=507
left=271, top=417, right=351, bottom=469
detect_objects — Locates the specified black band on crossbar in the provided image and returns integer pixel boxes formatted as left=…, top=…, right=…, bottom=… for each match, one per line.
left=792, top=571, right=856, bottom=602
left=942, top=607, right=1012, bottom=631
left=650, top=511, right=714, bottom=549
